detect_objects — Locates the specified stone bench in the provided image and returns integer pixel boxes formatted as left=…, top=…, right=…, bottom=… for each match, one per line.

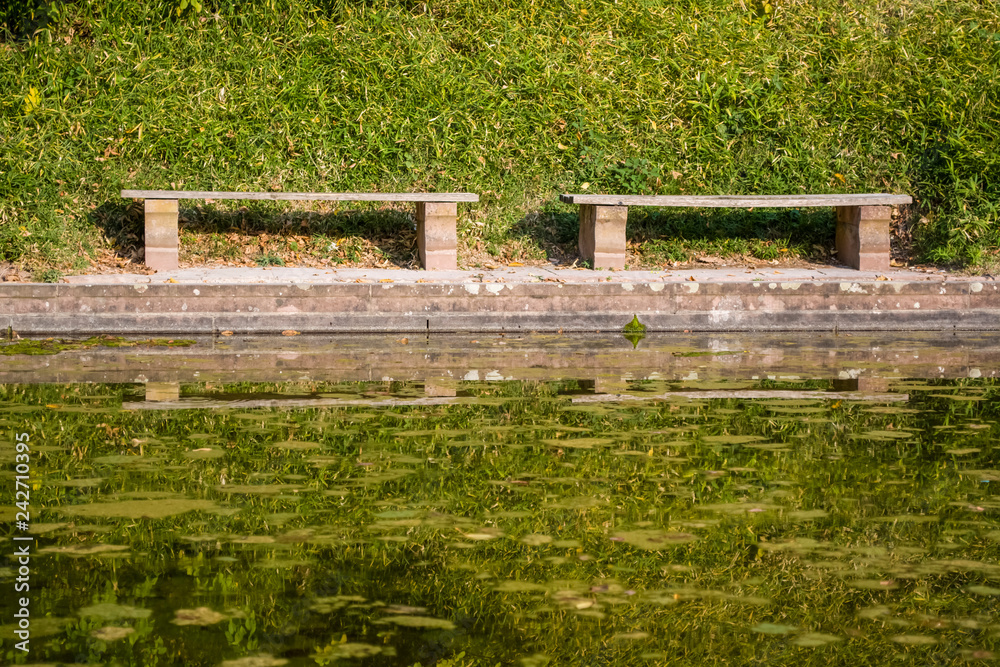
left=559, top=193, right=913, bottom=271
left=121, top=190, right=479, bottom=271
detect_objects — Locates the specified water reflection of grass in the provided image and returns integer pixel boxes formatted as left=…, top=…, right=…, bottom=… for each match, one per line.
left=0, top=379, right=998, bottom=664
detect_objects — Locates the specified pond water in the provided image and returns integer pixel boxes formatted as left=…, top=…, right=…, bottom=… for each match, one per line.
left=1, top=369, right=999, bottom=665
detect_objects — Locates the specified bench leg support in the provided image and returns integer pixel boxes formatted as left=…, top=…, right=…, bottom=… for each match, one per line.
left=145, top=381, right=180, bottom=402
left=835, top=205, right=891, bottom=271
left=144, top=199, right=179, bottom=271
left=416, top=202, right=458, bottom=270
left=579, top=204, right=628, bottom=270
left=424, top=380, right=457, bottom=397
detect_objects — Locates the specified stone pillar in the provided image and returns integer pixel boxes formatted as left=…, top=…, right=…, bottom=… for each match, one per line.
left=579, top=204, right=628, bottom=270
left=830, top=377, right=859, bottom=392
left=416, top=202, right=458, bottom=270
left=835, top=205, right=891, bottom=272
left=144, top=199, right=179, bottom=271
left=831, top=376, right=888, bottom=393
left=586, top=377, right=627, bottom=394
left=424, top=380, right=457, bottom=397
left=857, top=376, right=889, bottom=393
left=145, top=382, right=180, bottom=402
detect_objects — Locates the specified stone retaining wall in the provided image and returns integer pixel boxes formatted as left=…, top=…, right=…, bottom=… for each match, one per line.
left=1, top=279, right=998, bottom=334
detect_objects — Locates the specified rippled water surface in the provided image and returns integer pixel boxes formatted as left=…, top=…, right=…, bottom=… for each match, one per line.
left=2, top=373, right=999, bottom=665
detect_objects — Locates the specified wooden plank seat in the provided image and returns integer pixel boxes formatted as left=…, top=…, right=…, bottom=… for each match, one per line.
left=559, top=193, right=913, bottom=271
left=121, top=190, right=480, bottom=271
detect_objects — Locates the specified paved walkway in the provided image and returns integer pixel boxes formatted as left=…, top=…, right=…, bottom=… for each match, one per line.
left=62, top=264, right=966, bottom=285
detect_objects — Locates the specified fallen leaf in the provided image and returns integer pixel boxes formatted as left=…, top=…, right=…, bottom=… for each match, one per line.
left=399, top=338, right=408, bottom=345
left=172, top=607, right=228, bottom=626
left=91, top=626, right=135, bottom=642
left=166, top=278, right=178, bottom=283
left=688, top=276, right=696, bottom=282
left=379, top=278, right=393, bottom=283
left=281, top=330, right=300, bottom=336
left=508, top=261, right=524, bottom=267
left=220, top=331, right=233, bottom=336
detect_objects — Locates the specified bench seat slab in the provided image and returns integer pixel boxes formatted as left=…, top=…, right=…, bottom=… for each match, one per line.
left=579, top=204, right=628, bottom=270
left=123, top=190, right=478, bottom=203
left=561, top=193, right=911, bottom=207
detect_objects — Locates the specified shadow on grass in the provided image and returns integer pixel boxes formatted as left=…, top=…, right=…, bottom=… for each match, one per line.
left=88, top=200, right=145, bottom=264
left=504, top=205, right=579, bottom=261
left=506, top=205, right=838, bottom=266
left=629, top=207, right=836, bottom=264
left=91, top=199, right=422, bottom=268
left=93, top=197, right=842, bottom=269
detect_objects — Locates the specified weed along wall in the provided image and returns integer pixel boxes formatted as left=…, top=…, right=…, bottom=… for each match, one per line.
left=1, top=1, right=998, bottom=277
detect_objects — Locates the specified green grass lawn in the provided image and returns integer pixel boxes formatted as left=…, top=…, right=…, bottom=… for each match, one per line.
left=1, top=0, right=998, bottom=277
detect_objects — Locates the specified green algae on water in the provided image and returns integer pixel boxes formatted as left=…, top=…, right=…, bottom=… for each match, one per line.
left=1, top=336, right=195, bottom=355
left=91, top=626, right=136, bottom=642
left=172, top=607, right=229, bottom=626
left=79, top=603, right=152, bottom=621
left=58, top=498, right=219, bottom=519
left=378, top=615, right=456, bottom=630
